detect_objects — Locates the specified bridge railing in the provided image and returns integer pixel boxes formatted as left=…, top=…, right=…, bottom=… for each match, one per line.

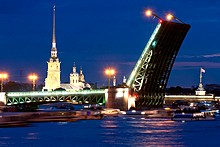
left=7, top=89, right=105, bottom=97
left=4, top=89, right=106, bottom=105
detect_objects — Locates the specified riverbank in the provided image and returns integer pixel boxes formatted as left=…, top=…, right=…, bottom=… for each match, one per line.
left=0, top=110, right=103, bottom=127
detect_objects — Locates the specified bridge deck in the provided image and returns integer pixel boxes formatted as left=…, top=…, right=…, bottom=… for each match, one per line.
left=2, top=89, right=106, bottom=105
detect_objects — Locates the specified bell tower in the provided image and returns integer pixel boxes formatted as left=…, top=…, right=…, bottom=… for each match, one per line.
left=43, top=5, right=61, bottom=91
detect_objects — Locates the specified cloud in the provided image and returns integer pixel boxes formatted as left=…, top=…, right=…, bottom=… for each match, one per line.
left=202, top=53, right=220, bottom=58
left=173, top=61, right=220, bottom=69
left=179, top=53, right=220, bottom=59
left=179, top=55, right=198, bottom=58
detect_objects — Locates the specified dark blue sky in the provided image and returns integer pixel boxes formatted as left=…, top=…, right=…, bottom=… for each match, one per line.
left=0, top=0, right=220, bottom=87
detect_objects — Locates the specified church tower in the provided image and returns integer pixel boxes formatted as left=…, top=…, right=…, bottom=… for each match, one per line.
left=70, top=63, right=79, bottom=85
left=79, top=66, right=85, bottom=82
left=43, top=5, right=61, bottom=91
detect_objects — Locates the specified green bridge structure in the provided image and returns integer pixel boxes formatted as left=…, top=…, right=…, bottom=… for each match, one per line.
left=0, top=20, right=190, bottom=108
left=0, top=90, right=106, bottom=106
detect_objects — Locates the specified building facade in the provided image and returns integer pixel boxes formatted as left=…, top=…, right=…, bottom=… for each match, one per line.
left=61, top=64, right=90, bottom=91
left=43, top=5, right=90, bottom=91
left=43, top=5, right=61, bottom=91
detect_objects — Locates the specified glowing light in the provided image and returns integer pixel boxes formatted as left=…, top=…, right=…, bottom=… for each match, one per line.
left=144, top=9, right=162, bottom=21
left=105, top=68, right=116, bottom=89
left=166, top=14, right=174, bottom=21
left=28, top=73, right=38, bottom=91
left=0, top=72, right=8, bottom=92
left=105, top=68, right=115, bottom=76
left=28, top=74, right=38, bottom=81
left=0, top=73, right=8, bottom=79
left=164, top=107, right=171, bottom=111
left=165, top=13, right=184, bottom=23
left=145, top=10, right=152, bottom=17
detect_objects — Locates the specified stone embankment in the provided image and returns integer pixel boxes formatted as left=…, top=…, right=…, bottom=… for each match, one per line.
left=0, top=110, right=103, bottom=127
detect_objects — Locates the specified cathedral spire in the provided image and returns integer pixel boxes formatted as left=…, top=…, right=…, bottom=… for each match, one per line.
left=43, top=4, right=61, bottom=92
left=51, top=5, right=57, bottom=58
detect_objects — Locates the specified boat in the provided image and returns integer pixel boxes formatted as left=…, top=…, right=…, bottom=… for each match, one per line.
left=120, top=110, right=145, bottom=115
left=172, top=109, right=215, bottom=121
left=101, top=108, right=121, bottom=116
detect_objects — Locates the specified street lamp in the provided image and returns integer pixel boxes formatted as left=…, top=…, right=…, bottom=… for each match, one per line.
left=0, top=73, right=8, bottom=92
left=166, top=13, right=184, bottom=24
left=105, top=68, right=115, bottom=89
left=28, top=73, right=38, bottom=91
left=144, top=9, right=163, bottom=21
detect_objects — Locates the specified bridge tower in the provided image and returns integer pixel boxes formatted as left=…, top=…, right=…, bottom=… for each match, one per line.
left=127, top=21, right=190, bottom=108
left=43, top=5, right=61, bottom=91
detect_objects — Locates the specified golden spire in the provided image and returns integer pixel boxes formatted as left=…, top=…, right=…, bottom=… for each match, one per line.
left=51, top=4, right=57, bottom=58
left=52, top=5, right=56, bottom=49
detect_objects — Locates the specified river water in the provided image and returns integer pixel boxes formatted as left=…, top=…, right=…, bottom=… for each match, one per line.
left=0, top=115, right=220, bottom=147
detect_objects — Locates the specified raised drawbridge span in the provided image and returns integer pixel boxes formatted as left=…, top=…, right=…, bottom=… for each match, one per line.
left=127, top=20, right=190, bottom=108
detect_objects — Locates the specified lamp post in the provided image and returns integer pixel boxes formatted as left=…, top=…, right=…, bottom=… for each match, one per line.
left=166, top=13, right=184, bottom=24
left=0, top=73, right=8, bottom=92
left=28, top=74, right=38, bottom=91
left=105, top=68, right=115, bottom=89
left=145, top=9, right=163, bottom=21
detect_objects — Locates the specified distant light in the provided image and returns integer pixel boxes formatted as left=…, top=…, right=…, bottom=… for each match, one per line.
left=0, top=73, right=8, bottom=79
left=166, top=14, right=174, bottom=21
left=164, top=107, right=171, bottom=111
left=121, top=111, right=126, bottom=115
left=141, top=111, right=145, bottom=115
left=159, top=19, right=163, bottom=23
left=105, top=68, right=115, bottom=76
left=28, top=74, right=38, bottom=80
left=84, top=105, right=89, bottom=108
left=145, top=10, right=152, bottom=17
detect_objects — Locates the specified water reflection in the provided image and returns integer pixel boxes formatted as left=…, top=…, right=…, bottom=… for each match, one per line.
left=101, top=116, right=184, bottom=146
left=0, top=115, right=218, bottom=146
left=23, top=132, right=39, bottom=140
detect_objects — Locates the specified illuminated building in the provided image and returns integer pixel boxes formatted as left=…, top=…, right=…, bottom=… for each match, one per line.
left=43, top=5, right=61, bottom=91
left=43, top=5, right=90, bottom=91
left=61, top=64, right=91, bottom=91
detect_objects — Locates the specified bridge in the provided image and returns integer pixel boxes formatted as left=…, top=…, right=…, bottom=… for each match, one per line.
left=0, top=21, right=190, bottom=108
left=127, top=20, right=190, bottom=108
left=0, top=90, right=105, bottom=105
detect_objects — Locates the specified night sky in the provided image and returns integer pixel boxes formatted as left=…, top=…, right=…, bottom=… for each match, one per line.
left=0, top=0, right=219, bottom=88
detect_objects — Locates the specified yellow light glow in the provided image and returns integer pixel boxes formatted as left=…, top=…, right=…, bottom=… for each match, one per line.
left=166, top=14, right=174, bottom=21
left=164, top=107, right=171, bottom=111
left=28, top=74, right=38, bottom=80
left=110, top=69, right=115, bottom=75
left=105, top=69, right=110, bottom=75
left=145, top=10, right=152, bottom=17
left=105, top=68, right=115, bottom=76
left=0, top=73, right=8, bottom=79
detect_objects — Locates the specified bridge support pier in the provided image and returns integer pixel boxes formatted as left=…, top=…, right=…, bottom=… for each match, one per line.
left=0, top=92, right=6, bottom=105
left=105, top=88, right=135, bottom=111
